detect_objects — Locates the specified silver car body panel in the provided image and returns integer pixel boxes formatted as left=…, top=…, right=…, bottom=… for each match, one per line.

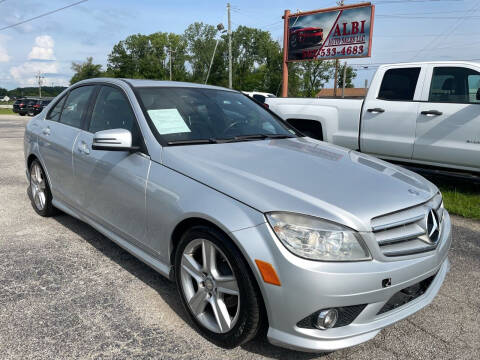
left=24, top=78, right=451, bottom=352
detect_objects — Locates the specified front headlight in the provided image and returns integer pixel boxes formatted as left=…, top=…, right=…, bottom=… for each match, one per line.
left=266, top=212, right=371, bottom=261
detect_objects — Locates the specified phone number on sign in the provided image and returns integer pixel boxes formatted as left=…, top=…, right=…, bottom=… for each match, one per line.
left=303, top=45, right=365, bottom=59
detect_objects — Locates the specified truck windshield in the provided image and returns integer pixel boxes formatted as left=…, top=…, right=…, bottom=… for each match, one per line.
left=135, top=87, right=296, bottom=145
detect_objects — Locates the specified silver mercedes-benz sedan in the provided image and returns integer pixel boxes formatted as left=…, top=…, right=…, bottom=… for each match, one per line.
left=24, top=78, right=451, bottom=352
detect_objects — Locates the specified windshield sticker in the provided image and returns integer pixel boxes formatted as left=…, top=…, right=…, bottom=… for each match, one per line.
left=148, top=109, right=191, bottom=135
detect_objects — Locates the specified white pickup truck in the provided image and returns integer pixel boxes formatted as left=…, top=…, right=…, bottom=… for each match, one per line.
left=266, top=61, right=480, bottom=174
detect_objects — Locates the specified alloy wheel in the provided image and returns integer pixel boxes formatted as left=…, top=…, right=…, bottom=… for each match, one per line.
left=30, top=163, right=47, bottom=211
left=180, top=238, right=240, bottom=334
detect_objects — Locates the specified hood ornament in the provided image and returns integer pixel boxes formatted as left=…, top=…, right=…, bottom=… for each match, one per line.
left=408, top=188, right=420, bottom=196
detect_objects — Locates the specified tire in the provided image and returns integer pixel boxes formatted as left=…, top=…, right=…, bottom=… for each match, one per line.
left=20, top=113, right=26, bottom=116
left=174, top=225, right=263, bottom=348
left=29, top=160, right=56, bottom=217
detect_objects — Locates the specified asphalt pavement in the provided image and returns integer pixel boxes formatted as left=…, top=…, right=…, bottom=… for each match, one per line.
left=0, top=114, right=479, bottom=359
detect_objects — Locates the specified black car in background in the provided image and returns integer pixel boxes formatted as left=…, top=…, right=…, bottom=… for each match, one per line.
left=12, top=98, right=28, bottom=115
left=27, top=98, right=52, bottom=116
left=13, top=98, right=38, bottom=116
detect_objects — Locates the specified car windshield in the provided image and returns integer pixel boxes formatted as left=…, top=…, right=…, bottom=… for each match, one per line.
left=136, top=87, right=296, bottom=145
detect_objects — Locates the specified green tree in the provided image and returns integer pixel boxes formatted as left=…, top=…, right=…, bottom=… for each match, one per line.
left=184, top=22, right=225, bottom=85
left=337, top=64, right=357, bottom=88
left=107, top=32, right=188, bottom=81
left=299, top=60, right=335, bottom=97
left=70, top=57, right=104, bottom=85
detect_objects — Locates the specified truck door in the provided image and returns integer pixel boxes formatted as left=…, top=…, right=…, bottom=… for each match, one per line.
left=414, top=65, right=480, bottom=171
left=360, top=66, right=425, bottom=159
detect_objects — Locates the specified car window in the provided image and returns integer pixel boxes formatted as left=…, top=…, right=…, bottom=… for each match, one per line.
left=429, top=67, right=480, bottom=104
left=46, top=96, right=67, bottom=122
left=378, top=67, right=421, bottom=101
left=88, top=86, right=139, bottom=144
left=60, top=86, right=94, bottom=128
left=252, top=94, right=266, bottom=103
left=136, top=87, right=294, bottom=144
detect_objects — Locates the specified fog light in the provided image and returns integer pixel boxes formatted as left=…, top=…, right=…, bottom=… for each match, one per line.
left=315, top=309, right=338, bottom=330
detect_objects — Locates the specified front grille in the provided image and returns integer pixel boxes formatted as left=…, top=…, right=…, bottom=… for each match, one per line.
left=371, top=193, right=443, bottom=257
left=297, top=304, right=367, bottom=329
left=377, top=274, right=436, bottom=315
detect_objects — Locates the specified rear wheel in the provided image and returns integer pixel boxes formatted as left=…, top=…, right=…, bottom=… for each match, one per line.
left=29, top=160, right=56, bottom=217
left=175, top=225, right=262, bottom=348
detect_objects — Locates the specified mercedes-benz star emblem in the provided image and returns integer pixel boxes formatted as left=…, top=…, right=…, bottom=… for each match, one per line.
left=425, top=209, right=440, bottom=244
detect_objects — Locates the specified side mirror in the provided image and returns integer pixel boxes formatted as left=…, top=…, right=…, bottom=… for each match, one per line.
left=92, top=128, right=139, bottom=151
left=476, top=88, right=480, bottom=101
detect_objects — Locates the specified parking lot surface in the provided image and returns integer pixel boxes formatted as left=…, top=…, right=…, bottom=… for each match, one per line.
left=1, top=114, right=479, bottom=359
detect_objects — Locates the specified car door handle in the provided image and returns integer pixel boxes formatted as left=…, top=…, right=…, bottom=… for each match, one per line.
left=421, top=110, right=443, bottom=116
left=42, top=127, right=51, bottom=135
left=367, top=108, right=385, bottom=113
left=77, top=141, right=90, bottom=155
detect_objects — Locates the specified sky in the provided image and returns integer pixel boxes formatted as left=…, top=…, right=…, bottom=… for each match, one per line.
left=0, top=0, right=479, bottom=90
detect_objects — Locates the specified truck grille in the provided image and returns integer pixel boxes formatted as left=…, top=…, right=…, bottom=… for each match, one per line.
left=371, top=194, right=443, bottom=257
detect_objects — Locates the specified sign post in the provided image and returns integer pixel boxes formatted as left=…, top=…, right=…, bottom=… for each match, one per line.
left=281, top=2, right=374, bottom=97
left=282, top=9, right=290, bottom=97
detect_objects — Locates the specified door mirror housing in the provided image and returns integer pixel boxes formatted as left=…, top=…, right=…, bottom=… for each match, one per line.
left=92, top=129, right=139, bottom=151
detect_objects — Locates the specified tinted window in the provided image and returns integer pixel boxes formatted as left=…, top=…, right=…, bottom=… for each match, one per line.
left=136, top=87, right=293, bottom=144
left=60, top=86, right=94, bottom=128
left=89, top=86, right=140, bottom=142
left=378, top=68, right=421, bottom=101
left=429, top=67, right=480, bottom=104
left=252, top=94, right=266, bottom=103
left=46, top=96, right=67, bottom=122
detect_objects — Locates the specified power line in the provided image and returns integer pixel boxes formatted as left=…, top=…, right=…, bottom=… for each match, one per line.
left=407, top=0, right=480, bottom=60
left=377, top=14, right=480, bottom=19
left=0, top=0, right=88, bottom=32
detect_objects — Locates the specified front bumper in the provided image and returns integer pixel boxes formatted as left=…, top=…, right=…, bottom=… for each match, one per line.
left=232, top=211, right=451, bottom=352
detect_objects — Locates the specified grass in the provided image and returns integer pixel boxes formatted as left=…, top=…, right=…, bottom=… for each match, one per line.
left=421, top=173, right=480, bottom=220
left=0, top=108, right=15, bottom=115
left=439, top=186, right=480, bottom=220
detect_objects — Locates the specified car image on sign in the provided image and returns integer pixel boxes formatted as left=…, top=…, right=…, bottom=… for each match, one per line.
left=289, top=26, right=323, bottom=49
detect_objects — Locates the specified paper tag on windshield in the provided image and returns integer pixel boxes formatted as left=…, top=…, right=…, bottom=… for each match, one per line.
left=148, top=109, right=191, bottom=135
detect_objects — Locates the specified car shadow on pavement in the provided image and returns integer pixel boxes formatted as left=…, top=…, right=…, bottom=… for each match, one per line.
left=53, top=214, right=328, bottom=360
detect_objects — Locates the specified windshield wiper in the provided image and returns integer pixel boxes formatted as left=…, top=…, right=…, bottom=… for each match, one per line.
left=167, top=138, right=218, bottom=146
left=224, top=134, right=295, bottom=142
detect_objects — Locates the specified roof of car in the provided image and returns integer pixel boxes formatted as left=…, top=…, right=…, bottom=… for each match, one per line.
left=76, top=77, right=237, bottom=92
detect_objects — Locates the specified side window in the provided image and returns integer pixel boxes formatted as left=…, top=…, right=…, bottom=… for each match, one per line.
left=429, top=67, right=480, bottom=104
left=60, top=86, right=94, bottom=128
left=378, top=67, right=421, bottom=101
left=88, top=86, right=139, bottom=143
left=252, top=94, right=266, bottom=103
left=468, top=73, right=480, bottom=104
left=46, top=96, right=66, bottom=122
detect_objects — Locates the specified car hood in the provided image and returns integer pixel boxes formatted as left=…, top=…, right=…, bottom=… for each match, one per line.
left=163, top=137, right=437, bottom=231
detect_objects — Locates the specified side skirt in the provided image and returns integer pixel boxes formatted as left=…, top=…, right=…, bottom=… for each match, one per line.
left=52, top=199, right=173, bottom=280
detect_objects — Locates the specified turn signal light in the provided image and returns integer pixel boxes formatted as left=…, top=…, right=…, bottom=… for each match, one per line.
left=255, top=259, right=281, bottom=286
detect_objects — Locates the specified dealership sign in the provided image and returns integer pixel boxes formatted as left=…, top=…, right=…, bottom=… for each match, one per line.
left=286, top=3, right=375, bottom=61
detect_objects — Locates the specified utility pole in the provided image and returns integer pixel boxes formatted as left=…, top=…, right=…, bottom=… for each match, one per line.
left=342, top=62, right=347, bottom=98
left=281, top=9, right=290, bottom=97
left=227, top=3, right=232, bottom=88
left=167, top=48, right=176, bottom=81
left=36, top=72, right=44, bottom=98
left=334, top=0, right=344, bottom=97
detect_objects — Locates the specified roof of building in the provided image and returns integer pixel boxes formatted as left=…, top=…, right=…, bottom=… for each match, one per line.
left=316, top=88, right=367, bottom=98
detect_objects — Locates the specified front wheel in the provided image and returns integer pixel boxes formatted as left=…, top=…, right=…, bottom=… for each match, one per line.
left=175, top=226, right=263, bottom=348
